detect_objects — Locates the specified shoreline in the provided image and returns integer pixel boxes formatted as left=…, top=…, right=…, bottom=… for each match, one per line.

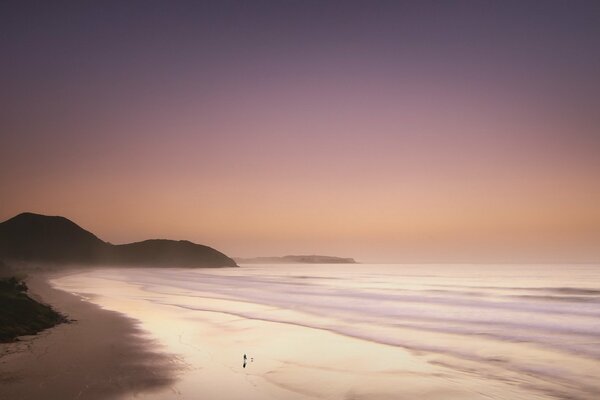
left=5, top=266, right=598, bottom=399
left=50, top=267, right=528, bottom=400
left=52, top=266, right=600, bottom=400
left=0, top=272, right=180, bottom=400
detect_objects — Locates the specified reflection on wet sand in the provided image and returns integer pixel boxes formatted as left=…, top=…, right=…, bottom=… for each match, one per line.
left=52, top=264, right=600, bottom=400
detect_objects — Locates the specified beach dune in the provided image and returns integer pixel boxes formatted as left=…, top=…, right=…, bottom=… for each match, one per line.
left=0, top=274, right=179, bottom=400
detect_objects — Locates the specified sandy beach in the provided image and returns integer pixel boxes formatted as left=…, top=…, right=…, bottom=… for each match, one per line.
left=0, top=272, right=179, bottom=400
left=2, top=264, right=600, bottom=400
left=31, top=264, right=599, bottom=400
left=47, top=269, right=492, bottom=400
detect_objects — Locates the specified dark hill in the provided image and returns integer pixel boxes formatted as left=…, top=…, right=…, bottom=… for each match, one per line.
left=0, top=213, right=108, bottom=264
left=0, top=213, right=236, bottom=268
left=112, top=240, right=236, bottom=267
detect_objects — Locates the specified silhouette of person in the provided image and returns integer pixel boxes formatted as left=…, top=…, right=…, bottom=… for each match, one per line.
left=243, top=353, right=247, bottom=368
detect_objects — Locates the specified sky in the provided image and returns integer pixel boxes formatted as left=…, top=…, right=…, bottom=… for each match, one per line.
left=1, top=1, right=599, bottom=262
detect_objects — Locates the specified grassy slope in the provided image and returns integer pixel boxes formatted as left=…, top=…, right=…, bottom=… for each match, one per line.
left=0, top=277, right=66, bottom=342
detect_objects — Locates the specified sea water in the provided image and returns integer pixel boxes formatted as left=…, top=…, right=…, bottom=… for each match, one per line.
left=53, top=264, right=600, bottom=399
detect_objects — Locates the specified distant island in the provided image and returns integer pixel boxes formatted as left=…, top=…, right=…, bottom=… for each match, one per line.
left=235, top=255, right=358, bottom=264
left=0, top=212, right=237, bottom=268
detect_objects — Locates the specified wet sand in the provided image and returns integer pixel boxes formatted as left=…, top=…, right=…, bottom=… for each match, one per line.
left=4, top=266, right=598, bottom=400
left=50, top=267, right=582, bottom=400
left=0, top=273, right=180, bottom=400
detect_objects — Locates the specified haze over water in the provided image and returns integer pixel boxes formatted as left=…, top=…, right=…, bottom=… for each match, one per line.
left=54, top=264, right=600, bottom=400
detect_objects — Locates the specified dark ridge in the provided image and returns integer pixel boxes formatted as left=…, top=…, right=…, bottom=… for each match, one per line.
left=0, top=213, right=108, bottom=264
left=0, top=212, right=237, bottom=268
left=112, top=239, right=237, bottom=268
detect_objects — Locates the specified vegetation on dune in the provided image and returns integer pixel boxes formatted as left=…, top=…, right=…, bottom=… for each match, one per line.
left=0, top=276, right=66, bottom=342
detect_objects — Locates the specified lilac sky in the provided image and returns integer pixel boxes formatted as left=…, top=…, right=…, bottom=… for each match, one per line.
left=1, top=1, right=599, bottom=262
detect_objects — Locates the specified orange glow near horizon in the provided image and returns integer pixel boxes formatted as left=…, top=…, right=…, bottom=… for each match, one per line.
left=1, top=2, right=599, bottom=262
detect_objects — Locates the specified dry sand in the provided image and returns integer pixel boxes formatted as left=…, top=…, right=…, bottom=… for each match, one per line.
left=0, top=273, right=180, bottom=400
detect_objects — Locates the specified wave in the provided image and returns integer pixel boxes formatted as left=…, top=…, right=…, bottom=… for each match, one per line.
left=54, top=265, right=600, bottom=400
left=92, top=270, right=600, bottom=360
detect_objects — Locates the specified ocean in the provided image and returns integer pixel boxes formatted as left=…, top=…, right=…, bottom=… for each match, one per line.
left=53, top=264, right=600, bottom=399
